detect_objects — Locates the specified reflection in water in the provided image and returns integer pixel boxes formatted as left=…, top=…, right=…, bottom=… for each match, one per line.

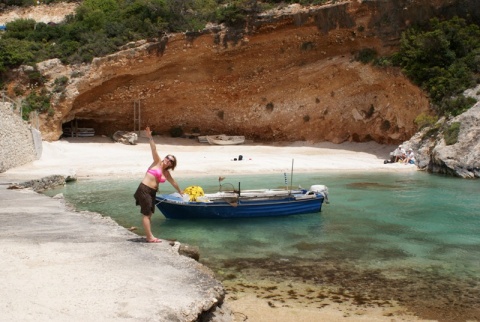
left=44, top=172, right=480, bottom=321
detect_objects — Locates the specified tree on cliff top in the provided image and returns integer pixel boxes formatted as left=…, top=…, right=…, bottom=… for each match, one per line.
left=393, top=17, right=480, bottom=116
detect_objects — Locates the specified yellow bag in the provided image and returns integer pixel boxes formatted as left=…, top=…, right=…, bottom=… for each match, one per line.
left=184, top=186, right=205, bottom=202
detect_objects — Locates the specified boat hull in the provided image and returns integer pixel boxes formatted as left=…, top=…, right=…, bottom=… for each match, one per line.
left=206, top=135, right=245, bottom=145
left=155, top=194, right=324, bottom=219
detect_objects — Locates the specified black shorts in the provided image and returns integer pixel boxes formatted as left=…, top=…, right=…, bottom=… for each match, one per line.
left=134, top=183, right=157, bottom=216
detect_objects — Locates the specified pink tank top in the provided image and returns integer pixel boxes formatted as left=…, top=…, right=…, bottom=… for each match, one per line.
left=147, top=168, right=166, bottom=183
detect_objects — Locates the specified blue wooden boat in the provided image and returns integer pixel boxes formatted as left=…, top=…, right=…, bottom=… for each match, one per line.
left=155, top=185, right=329, bottom=219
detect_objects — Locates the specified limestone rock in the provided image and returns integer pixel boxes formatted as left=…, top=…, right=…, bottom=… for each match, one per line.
left=8, top=174, right=76, bottom=192
left=112, top=131, right=138, bottom=145
left=403, top=98, right=480, bottom=178
left=178, top=244, right=201, bottom=261
left=10, top=1, right=439, bottom=144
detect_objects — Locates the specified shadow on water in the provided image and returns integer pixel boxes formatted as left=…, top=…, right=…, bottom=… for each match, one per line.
left=44, top=172, right=480, bottom=322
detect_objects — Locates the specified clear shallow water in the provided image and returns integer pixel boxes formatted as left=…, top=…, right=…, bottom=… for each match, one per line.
left=45, top=172, right=480, bottom=321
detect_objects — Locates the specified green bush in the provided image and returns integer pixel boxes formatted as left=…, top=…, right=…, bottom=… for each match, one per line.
left=373, top=57, right=392, bottom=67
left=54, top=76, right=69, bottom=86
left=21, top=89, right=52, bottom=120
left=356, top=48, right=377, bottom=64
left=444, top=122, right=461, bottom=145
left=13, top=85, right=24, bottom=96
left=4, top=18, right=36, bottom=34
left=393, top=17, right=480, bottom=115
left=26, top=68, right=47, bottom=86
left=1, top=0, right=216, bottom=74
left=414, top=113, right=438, bottom=130
left=438, top=95, right=477, bottom=116
left=0, top=38, right=37, bottom=71
left=53, top=76, right=69, bottom=93
left=215, top=1, right=249, bottom=28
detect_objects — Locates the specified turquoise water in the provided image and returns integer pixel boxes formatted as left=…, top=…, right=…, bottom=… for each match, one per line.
left=45, top=172, right=480, bottom=321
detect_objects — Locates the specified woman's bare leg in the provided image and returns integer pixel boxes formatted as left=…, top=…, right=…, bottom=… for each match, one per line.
left=142, top=214, right=156, bottom=241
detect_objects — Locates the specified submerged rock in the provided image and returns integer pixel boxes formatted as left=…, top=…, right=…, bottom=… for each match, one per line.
left=178, top=244, right=201, bottom=261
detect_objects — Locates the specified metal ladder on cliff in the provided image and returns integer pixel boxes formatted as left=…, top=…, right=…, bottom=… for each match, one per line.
left=133, top=100, right=141, bottom=134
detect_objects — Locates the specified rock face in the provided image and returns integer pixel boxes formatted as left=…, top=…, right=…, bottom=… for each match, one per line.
left=178, top=244, right=201, bottom=262
left=0, top=2, right=78, bottom=25
left=6, top=0, right=442, bottom=143
left=403, top=87, right=480, bottom=178
left=4, top=0, right=479, bottom=145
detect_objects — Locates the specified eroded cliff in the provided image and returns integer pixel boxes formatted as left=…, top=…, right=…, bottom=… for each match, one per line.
left=6, top=0, right=479, bottom=143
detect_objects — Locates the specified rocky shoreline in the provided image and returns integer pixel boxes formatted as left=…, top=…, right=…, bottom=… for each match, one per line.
left=404, top=96, right=480, bottom=179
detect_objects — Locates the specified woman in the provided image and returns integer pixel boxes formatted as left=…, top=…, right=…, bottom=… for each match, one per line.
left=134, top=126, right=183, bottom=243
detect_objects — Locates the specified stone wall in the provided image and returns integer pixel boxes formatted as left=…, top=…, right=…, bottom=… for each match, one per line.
left=0, top=103, right=42, bottom=173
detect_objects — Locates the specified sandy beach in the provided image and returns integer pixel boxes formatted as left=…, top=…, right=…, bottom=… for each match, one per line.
left=3, top=136, right=415, bottom=181
left=1, top=136, right=428, bottom=322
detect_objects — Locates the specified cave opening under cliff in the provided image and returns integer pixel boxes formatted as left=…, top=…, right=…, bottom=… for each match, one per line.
left=61, top=117, right=138, bottom=139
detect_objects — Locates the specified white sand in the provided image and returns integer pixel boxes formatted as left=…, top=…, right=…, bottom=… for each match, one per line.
left=3, top=136, right=416, bottom=181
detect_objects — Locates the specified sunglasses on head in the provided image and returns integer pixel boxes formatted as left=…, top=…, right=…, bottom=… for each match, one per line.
left=165, top=156, right=174, bottom=163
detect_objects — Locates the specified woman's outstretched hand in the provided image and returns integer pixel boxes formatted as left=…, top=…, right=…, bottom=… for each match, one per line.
left=145, top=126, right=152, bottom=139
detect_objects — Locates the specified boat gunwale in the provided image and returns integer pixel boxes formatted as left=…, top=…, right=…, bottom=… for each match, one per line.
left=156, top=193, right=323, bottom=206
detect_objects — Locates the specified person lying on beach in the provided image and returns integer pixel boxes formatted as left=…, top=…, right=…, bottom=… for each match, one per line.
left=133, top=126, right=183, bottom=243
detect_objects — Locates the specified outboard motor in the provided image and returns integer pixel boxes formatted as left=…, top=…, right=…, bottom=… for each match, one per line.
left=309, top=185, right=329, bottom=203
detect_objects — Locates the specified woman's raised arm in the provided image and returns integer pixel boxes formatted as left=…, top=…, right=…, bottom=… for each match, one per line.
left=145, top=127, right=160, bottom=163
